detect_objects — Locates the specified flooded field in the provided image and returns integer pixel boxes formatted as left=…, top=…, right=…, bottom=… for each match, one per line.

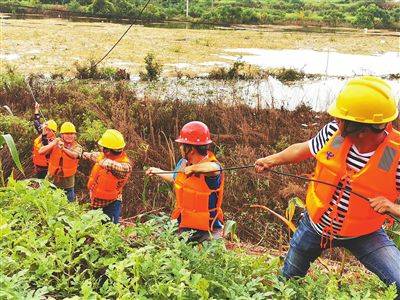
left=1, top=18, right=399, bottom=76
left=1, top=17, right=399, bottom=112
left=221, top=49, right=400, bottom=77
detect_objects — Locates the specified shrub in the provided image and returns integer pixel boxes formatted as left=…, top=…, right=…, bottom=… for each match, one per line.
left=139, top=53, right=163, bottom=82
left=269, top=68, right=306, bottom=82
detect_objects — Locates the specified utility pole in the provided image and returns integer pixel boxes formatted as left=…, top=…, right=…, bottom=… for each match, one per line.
left=186, top=0, right=189, bottom=18
left=211, top=0, right=214, bottom=9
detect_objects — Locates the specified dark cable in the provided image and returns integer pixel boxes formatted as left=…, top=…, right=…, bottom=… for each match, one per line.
left=93, top=0, right=152, bottom=67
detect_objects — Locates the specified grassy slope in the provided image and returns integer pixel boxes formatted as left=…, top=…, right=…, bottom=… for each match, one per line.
left=0, top=180, right=397, bottom=299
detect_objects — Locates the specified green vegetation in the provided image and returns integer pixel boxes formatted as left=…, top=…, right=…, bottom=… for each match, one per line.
left=208, top=60, right=309, bottom=82
left=0, top=133, right=24, bottom=185
left=1, top=179, right=398, bottom=298
left=139, top=53, right=163, bottom=81
left=2, top=0, right=399, bottom=29
left=75, top=61, right=130, bottom=80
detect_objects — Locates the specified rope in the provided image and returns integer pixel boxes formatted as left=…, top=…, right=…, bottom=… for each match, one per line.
left=140, top=163, right=400, bottom=222
left=25, top=80, right=46, bottom=121
left=266, top=168, right=400, bottom=223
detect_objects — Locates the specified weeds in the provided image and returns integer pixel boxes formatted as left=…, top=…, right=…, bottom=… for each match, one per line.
left=0, top=68, right=335, bottom=247
left=269, top=68, right=306, bottom=82
left=75, top=61, right=130, bottom=81
left=0, top=180, right=395, bottom=299
left=208, top=60, right=264, bottom=80
left=208, top=61, right=319, bottom=83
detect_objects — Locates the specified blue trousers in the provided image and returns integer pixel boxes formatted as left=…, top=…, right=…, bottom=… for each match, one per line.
left=282, top=213, right=400, bottom=297
left=102, top=200, right=122, bottom=224
left=64, top=188, right=75, bottom=202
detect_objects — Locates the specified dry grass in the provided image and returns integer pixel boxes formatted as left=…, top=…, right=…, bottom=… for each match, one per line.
left=1, top=18, right=399, bottom=76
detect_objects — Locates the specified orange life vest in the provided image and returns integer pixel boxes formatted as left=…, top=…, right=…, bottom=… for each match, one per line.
left=172, top=152, right=224, bottom=231
left=48, top=142, right=79, bottom=178
left=306, top=129, right=400, bottom=237
left=32, top=136, right=48, bottom=167
left=87, top=152, right=130, bottom=201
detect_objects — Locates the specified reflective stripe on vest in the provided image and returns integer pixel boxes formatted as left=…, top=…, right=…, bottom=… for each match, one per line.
left=306, top=129, right=400, bottom=237
left=32, top=136, right=48, bottom=167
left=87, top=152, right=130, bottom=201
left=48, top=143, right=79, bottom=177
left=378, top=146, right=397, bottom=172
left=172, top=151, right=224, bottom=231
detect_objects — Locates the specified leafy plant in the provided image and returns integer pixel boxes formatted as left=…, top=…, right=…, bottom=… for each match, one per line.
left=0, top=134, right=24, bottom=185
left=0, top=181, right=394, bottom=299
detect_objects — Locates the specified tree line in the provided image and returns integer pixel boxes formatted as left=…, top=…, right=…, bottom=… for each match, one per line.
left=3, top=0, right=400, bottom=29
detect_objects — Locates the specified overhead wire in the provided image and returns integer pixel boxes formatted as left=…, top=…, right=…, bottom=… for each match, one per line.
left=92, top=0, right=152, bottom=67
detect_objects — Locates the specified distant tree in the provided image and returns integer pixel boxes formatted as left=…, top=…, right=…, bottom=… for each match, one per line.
left=353, top=3, right=393, bottom=28
left=90, top=0, right=116, bottom=15
left=241, top=8, right=260, bottom=24
left=354, top=5, right=376, bottom=28
left=322, top=9, right=345, bottom=27
left=217, top=5, right=243, bottom=24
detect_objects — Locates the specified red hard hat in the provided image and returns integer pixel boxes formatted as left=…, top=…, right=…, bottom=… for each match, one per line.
left=175, top=121, right=213, bottom=145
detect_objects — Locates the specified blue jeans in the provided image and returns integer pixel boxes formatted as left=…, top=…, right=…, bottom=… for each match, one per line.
left=64, top=188, right=75, bottom=202
left=283, top=213, right=400, bottom=297
left=102, top=200, right=122, bottom=224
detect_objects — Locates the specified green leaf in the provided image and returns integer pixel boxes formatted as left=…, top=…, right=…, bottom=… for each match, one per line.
left=0, top=134, right=24, bottom=175
left=285, top=200, right=296, bottom=223
left=223, top=220, right=238, bottom=241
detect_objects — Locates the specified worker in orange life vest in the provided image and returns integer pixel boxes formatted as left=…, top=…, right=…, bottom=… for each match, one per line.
left=255, top=76, right=400, bottom=295
left=146, top=121, right=224, bottom=243
left=83, top=129, right=132, bottom=224
left=32, top=102, right=58, bottom=179
left=39, top=122, right=82, bottom=202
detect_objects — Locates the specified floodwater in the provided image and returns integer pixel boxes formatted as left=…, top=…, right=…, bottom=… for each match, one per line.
left=136, top=77, right=400, bottom=112
left=0, top=53, right=20, bottom=60
left=220, top=48, right=400, bottom=77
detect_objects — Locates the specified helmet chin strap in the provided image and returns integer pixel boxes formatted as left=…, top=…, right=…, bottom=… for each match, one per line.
left=182, top=145, right=192, bottom=161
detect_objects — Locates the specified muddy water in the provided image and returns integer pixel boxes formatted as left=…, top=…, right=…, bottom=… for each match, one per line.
left=136, top=77, right=400, bottom=112
left=220, top=48, right=400, bottom=77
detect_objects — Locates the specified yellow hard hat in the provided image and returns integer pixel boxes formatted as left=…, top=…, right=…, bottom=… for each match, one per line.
left=98, top=129, right=126, bottom=150
left=46, top=119, right=58, bottom=132
left=60, top=122, right=76, bottom=134
left=328, top=76, right=398, bottom=124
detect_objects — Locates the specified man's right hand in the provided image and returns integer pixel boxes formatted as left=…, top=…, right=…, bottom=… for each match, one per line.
left=254, top=155, right=278, bottom=173
left=146, top=167, right=163, bottom=177
left=51, top=138, right=60, bottom=146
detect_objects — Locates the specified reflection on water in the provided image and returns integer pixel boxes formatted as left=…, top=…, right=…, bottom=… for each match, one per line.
left=221, top=48, right=400, bottom=77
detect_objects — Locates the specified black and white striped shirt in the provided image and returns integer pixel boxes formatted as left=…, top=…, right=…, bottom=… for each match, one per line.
left=308, top=121, right=400, bottom=239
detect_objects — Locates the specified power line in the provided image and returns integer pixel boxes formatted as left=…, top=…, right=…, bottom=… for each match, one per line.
left=93, top=0, right=152, bottom=67
left=1, top=1, right=152, bottom=67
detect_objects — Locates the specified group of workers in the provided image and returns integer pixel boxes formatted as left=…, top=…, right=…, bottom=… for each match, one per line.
left=31, top=75, right=400, bottom=294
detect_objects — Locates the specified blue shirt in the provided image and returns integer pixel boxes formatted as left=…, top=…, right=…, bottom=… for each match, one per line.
left=173, top=158, right=223, bottom=229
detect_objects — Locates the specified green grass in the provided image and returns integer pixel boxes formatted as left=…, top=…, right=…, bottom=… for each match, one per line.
left=0, top=179, right=397, bottom=299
